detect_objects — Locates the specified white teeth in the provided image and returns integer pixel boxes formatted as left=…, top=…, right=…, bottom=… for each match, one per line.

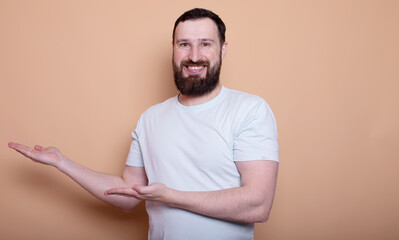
left=187, top=66, right=204, bottom=69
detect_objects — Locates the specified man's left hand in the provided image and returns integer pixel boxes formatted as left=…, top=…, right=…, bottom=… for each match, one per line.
left=105, top=183, right=171, bottom=202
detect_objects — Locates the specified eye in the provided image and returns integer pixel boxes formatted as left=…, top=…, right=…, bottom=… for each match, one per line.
left=179, top=42, right=189, bottom=47
left=202, top=42, right=211, bottom=47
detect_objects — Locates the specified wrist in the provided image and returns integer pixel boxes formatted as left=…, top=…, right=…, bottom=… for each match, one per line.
left=164, top=188, right=180, bottom=208
left=55, top=155, right=70, bottom=172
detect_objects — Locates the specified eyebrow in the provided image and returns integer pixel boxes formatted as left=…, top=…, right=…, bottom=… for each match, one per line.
left=176, top=38, right=216, bottom=43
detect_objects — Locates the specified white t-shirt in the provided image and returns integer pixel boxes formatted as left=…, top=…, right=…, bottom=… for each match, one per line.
left=126, top=86, right=279, bottom=240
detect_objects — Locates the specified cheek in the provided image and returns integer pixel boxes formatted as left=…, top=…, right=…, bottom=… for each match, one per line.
left=173, top=50, right=186, bottom=63
left=202, top=49, right=219, bottom=61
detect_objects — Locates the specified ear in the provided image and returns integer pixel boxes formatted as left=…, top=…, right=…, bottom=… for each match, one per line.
left=221, top=42, right=228, bottom=59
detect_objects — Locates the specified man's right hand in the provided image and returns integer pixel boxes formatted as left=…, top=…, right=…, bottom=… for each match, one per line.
left=8, top=142, right=63, bottom=168
left=8, top=141, right=147, bottom=211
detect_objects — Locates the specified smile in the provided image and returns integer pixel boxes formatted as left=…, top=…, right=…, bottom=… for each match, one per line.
left=185, top=65, right=207, bottom=74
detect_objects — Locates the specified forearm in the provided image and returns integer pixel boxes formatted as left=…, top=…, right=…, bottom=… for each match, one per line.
left=56, top=157, right=141, bottom=211
left=165, top=161, right=278, bottom=223
left=8, top=142, right=144, bottom=211
left=104, top=162, right=278, bottom=221
left=166, top=186, right=272, bottom=223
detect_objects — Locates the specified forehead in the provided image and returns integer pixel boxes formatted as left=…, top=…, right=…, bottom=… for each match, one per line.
left=174, top=18, right=219, bottom=42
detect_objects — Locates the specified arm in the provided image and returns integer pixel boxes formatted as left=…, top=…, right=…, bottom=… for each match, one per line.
left=106, top=160, right=278, bottom=223
left=8, top=142, right=147, bottom=211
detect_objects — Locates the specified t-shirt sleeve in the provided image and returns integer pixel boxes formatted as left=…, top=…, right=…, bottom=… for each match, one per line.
left=233, top=99, right=279, bottom=162
left=125, top=118, right=144, bottom=167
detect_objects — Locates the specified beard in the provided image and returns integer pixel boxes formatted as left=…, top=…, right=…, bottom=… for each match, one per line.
left=173, top=55, right=222, bottom=96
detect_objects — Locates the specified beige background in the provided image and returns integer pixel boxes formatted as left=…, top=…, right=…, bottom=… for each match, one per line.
left=1, top=0, right=398, bottom=239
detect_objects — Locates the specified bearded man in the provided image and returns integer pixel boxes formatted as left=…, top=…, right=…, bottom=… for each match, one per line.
left=9, top=8, right=279, bottom=240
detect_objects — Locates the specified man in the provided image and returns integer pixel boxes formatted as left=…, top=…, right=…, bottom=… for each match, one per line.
left=9, top=8, right=279, bottom=240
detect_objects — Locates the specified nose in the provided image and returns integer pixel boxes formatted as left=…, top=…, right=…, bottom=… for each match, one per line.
left=188, top=45, right=200, bottom=62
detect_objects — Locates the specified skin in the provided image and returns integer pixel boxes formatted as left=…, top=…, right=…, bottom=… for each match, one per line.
left=8, top=142, right=147, bottom=211
left=8, top=18, right=279, bottom=223
left=173, top=18, right=227, bottom=106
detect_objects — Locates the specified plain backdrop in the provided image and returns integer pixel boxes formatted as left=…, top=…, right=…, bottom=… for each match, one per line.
left=1, top=0, right=398, bottom=239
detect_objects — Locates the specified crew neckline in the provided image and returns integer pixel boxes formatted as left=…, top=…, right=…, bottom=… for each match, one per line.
left=175, top=86, right=227, bottom=111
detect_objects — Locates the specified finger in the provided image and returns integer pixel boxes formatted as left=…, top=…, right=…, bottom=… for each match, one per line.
left=105, top=190, right=143, bottom=200
left=10, top=143, right=47, bottom=162
left=9, top=142, right=31, bottom=150
left=14, top=148, right=36, bottom=159
left=104, top=188, right=140, bottom=197
left=8, top=143, right=35, bottom=156
left=8, top=142, right=27, bottom=150
left=34, top=145, right=44, bottom=151
left=132, top=184, right=149, bottom=195
left=8, top=142, right=15, bottom=148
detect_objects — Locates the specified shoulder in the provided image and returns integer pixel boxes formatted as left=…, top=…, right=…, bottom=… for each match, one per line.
left=223, top=87, right=271, bottom=114
left=140, top=96, right=176, bottom=119
left=134, top=96, right=176, bottom=132
left=222, top=88, right=277, bottom=134
left=134, top=96, right=177, bottom=135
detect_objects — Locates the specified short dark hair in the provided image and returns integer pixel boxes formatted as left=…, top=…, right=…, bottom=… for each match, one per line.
left=173, top=8, right=226, bottom=46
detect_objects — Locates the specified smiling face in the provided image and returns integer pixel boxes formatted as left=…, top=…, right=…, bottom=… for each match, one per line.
left=173, top=18, right=227, bottom=96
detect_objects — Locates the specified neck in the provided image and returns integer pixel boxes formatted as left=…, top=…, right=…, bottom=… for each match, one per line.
left=178, top=83, right=222, bottom=106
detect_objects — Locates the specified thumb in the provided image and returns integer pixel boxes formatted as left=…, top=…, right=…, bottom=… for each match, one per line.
left=34, top=145, right=44, bottom=151
left=132, top=184, right=148, bottom=194
left=131, top=184, right=141, bottom=192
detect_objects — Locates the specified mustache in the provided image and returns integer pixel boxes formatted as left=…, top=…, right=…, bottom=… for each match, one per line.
left=180, top=60, right=210, bottom=68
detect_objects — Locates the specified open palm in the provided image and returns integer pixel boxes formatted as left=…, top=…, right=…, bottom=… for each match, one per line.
left=8, top=142, right=63, bottom=167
